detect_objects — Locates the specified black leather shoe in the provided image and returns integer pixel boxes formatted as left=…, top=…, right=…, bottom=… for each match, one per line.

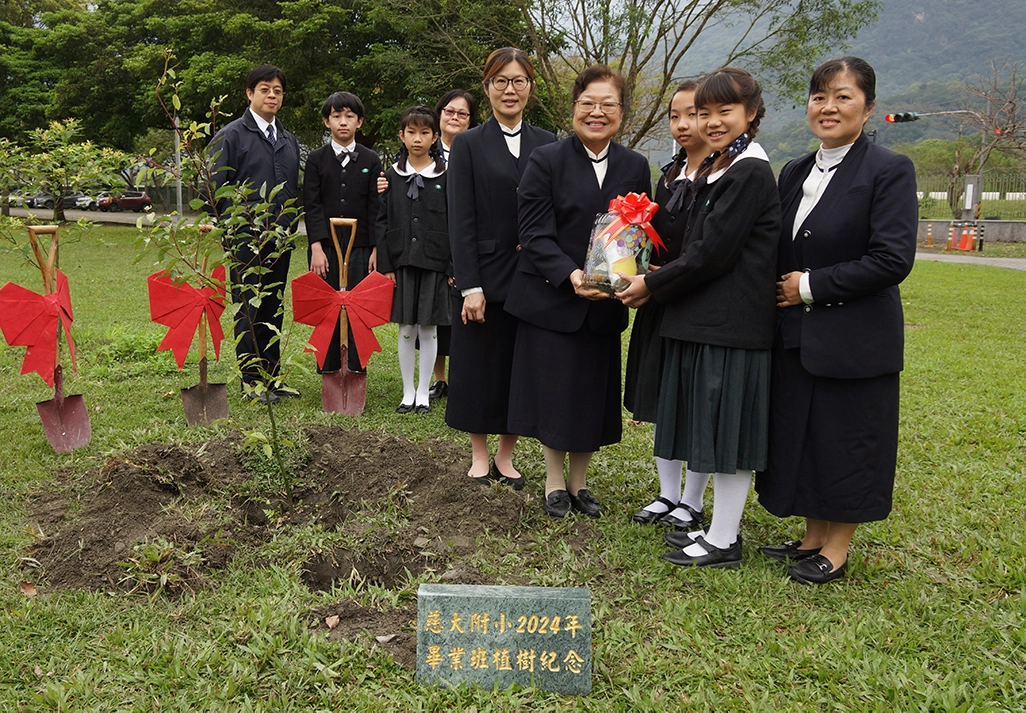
left=272, top=382, right=301, bottom=399
left=759, top=539, right=821, bottom=563
left=663, top=535, right=742, bottom=569
left=487, top=460, right=525, bottom=490
left=396, top=402, right=414, bottom=414
left=544, top=490, right=571, bottom=518
left=788, top=554, right=847, bottom=585
left=243, top=385, right=279, bottom=404
left=414, top=403, right=432, bottom=414
left=659, top=503, right=705, bottom=531
left=428, top=380, right=448, bottom=400
left=569, top=489, right=601, bottom=518
left=632, top=497, right=677, bottom=524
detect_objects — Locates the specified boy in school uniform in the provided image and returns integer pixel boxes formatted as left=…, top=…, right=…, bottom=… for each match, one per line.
left=303, top=91, right=384, bottom=373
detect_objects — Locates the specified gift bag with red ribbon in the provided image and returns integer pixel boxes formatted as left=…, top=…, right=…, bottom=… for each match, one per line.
left=581, top=192, right=664, bottom=295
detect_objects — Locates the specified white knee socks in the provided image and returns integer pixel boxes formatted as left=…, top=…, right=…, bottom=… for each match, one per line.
left=683, top=469, right=752, bottom=554
left=397, top=325, right=417, bottom=406
left=415, top=325, right=437, bottom=406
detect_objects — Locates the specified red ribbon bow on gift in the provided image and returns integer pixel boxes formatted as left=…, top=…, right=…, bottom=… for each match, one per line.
left=597, top=192, right=665, bottom=253
left=0, top=270, right=77, bottom=388
left=291, top=270, right=395, bottom=370
left=147, top=266, right=227, bottom=369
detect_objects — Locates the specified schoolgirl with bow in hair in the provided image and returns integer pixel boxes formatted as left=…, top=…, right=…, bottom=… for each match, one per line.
left=375, top=106, right=452, bottom=414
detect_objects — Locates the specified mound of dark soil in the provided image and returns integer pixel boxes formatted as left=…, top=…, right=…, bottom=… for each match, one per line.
left=24, top=425, right=588, bottom=667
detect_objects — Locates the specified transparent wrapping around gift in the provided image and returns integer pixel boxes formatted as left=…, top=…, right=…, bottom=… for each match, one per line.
left=581, top=212, right=653, bottom=296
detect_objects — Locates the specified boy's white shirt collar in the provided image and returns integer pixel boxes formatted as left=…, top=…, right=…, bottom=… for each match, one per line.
left=706, top=141, right=769, bottom=184
left=331, top=139, right=357, bottom=154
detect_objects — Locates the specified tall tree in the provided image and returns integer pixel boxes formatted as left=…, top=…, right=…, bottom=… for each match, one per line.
left=508, top=0, right=881, bottom=147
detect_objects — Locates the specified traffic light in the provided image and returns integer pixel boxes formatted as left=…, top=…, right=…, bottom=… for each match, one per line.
left=884, top=112, right=920, bottom=123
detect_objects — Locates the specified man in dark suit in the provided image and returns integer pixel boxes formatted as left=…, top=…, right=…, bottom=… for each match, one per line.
left=303, top=91, right=383, bottom=373
left=210, top=64, right=300, bottom=403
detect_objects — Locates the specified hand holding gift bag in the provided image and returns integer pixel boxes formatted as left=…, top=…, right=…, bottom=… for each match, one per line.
left=581, top=192, right=664, bottom=296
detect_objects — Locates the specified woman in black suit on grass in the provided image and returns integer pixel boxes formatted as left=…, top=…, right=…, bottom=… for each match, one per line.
left=755, top=57, right=918, bottom=584
left=506, top=65, right=652, bottom=518
left=445, top=48, right=556, bottom=487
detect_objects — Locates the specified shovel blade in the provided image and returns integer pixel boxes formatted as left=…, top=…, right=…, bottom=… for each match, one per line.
left=35, top=394, right=91, bottom=453
left=321, top=346, right=367, bottom=414
left=181, top=382, right=230, bottom=426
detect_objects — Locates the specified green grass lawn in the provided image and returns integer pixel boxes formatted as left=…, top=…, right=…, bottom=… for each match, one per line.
left=1, top=225, right=1024, bottom=711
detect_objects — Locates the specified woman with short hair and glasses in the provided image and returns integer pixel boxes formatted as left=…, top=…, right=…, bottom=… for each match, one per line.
left=505, top=64, right=652, bottom=518
left=445, top=48, right=556, bottom=488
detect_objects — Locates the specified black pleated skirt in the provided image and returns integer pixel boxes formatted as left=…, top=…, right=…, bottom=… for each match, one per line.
left=623, top=301, right=665, bottom=423
left=391, top=266, right=451, bottom=326
left=755, top=344, right=899, bottom=523
left=445, top=297, right=518, bottom=434
left=508, top=320, right=622, bottom=453
left=654, top=339, right=770, bottom=473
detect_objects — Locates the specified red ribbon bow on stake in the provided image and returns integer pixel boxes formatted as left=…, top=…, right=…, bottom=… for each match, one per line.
left=0, top=270, right=77, bottom=388
left=291, top=270, right=395, bottom=370
left=147, top=266, right=227, bottom=369
left=596, top=192, right=665, bottom=253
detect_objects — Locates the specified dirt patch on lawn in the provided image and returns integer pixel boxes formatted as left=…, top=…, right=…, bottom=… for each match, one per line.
left=24, top=424, right=596, bottom=668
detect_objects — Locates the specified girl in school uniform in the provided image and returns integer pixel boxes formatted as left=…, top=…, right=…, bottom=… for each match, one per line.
left=626, top=81, right=715, bottom=531
left=375, top=106, right=452, bottom=414
left=618, top=67, right=781, bottom=567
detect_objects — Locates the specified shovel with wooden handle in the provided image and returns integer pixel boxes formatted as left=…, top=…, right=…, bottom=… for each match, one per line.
left=179, top=226, right=229, bottom=424
left=320, top=217, right=367, bottom=414
left=27, top=225, right=91, bottom=453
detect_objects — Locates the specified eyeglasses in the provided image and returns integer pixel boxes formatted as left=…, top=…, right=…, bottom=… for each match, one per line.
left=254, top=86, right=284, bottom=97
left=441, top=107, right=471, bottom=120
left=574, top=100, right=622, bottom=115
left=489, top=75, right=531, bottom=92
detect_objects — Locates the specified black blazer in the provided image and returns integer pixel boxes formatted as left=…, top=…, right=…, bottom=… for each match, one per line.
left=303, top=143, right=383, bottom=250
left=447, top=117, right=556, bottom=301
left=505, top=136, right=652, bottom=335
left=776, top=133, right=917, bottom=379
left=646, top=149, right=781, bottom=350
left=375, top=167, right=451, bottom=275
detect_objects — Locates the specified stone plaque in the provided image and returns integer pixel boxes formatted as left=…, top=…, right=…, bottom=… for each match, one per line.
left=416, top=583, right=592, bottom=694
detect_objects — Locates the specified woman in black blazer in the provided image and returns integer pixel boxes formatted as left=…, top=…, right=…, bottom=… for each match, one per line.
left=755, top=57, right=918, bottom=584
left=506, top=65, right=652, bottom=518
left=445, top=48, right=556, bottom=487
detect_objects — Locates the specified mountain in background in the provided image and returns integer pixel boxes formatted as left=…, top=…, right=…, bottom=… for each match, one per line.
left=758, top=0, right=1026, bottom=166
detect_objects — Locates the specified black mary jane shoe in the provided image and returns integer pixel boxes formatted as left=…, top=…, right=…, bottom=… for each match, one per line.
left=395, top=402, right=415, bottom=414
left=569, top=489, right=601, bottom=519
left=631, top=497, right=677, bottom=525
left=662, top=535, right=742, bottom=569
left=544, top=490, right=572, bottom=519
left=480, top=460, right=525, bottom=491
left=414, top=403, right=432, bottom=414
left=758, top=539, right=821, bottom=563
left=787, top=554, right=847, bottom=585
left=659, top=503, right=706, bottom=531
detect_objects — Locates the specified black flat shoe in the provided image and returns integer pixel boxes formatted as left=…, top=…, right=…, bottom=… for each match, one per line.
left=428, top=380, right=448, bottom=400
left=396, top=402, right=414, bottom=414
left=663, top=535, right=742, bottom=569
left=788, top=554, right=847, bottom=585
left=569, top=489, right=601, bottom=518
left=631, top=497, right=677, bottom=524
left=544, top=490, right=571, bottom=518
left=475, top=460, right=526, bottom=490
left=759, top=539, right=821, bottom=563
left=272, top=382, right=301, bottom=399
left=414, top=403, right=431, bottom=414
left=659, top=502, right=705, bottom=531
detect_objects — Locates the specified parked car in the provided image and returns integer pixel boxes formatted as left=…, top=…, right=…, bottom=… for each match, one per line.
left=98, top=191, right=152, bottom=212
left=76, top=194, right=98, bottom=211
left=26, top=192, right=86, bottom=210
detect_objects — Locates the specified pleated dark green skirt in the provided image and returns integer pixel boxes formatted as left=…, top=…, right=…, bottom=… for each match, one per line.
left=654, top=339, right=770, bottom=473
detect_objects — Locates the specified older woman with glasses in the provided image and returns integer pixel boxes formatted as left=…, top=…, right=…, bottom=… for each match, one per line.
left=445, top=48, right=556, bottom=488
left=505, top=65, right=652, bottom=518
